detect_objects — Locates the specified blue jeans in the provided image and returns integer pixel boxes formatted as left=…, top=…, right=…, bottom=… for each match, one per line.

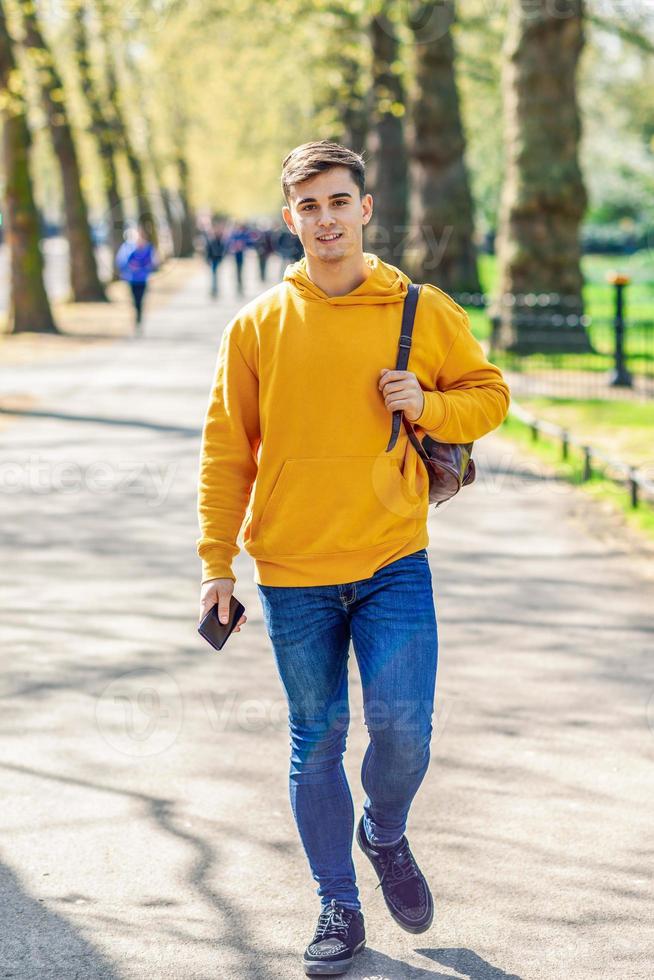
left=256, top=548, right=438, bottom=912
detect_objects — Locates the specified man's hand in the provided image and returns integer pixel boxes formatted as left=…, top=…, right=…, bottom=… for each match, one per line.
left=199, top=578, right=248, bottom=630
left=378, top=369, right=425, bottom=422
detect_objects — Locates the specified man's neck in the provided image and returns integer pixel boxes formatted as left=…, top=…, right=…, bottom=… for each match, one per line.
left=304, top=253, right=371, bottom=298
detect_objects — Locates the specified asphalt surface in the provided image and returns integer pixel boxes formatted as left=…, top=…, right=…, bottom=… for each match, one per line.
left=1, top=253, right=652, bottom=979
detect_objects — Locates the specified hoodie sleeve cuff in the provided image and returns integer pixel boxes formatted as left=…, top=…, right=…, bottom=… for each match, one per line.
left=413, top=389, right=447, bottom=434
left=201, top=555, right=236, bottom=585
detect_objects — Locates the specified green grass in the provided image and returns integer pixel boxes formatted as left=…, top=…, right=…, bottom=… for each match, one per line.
left=499, top=411, right=654, bottom=541
left=466, top=251, right=654, bottom=349
left=515, top=396, right=654, bottom=468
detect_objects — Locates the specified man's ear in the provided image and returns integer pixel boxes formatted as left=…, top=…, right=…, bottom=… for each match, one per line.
left=362, top=193, right=373, bottom=225
left=281, top=205, right=296, bottom=235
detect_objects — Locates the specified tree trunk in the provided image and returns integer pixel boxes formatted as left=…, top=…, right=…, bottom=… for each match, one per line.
left=341, top=52, right=368, bottom=155
left=70, top=1, right=125, bottom=278
left=494, top=0, right=591, bottom=353
left=404, top=1, right=480, bottom=296
left=156, top=182, right=176, bottom=260
left=365, top=3, right=408, bottom=267
left=314, top=7, right=369, bottom=154
left=88, top=1, right=155, bottom=249
left=0, top=2, right=58, bottom=334
left=176, top=152, right=196, bottom=258
left=99, top=31, right=155, bottom=246
left=18, top=2, right=106, bottom=302
left=122, top=43, right=174, bottom=260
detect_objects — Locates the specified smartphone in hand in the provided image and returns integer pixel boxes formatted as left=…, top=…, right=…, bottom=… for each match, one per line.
left=198, top=594, right=246, bottom=652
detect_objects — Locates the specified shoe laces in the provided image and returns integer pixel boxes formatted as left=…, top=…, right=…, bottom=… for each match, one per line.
left=375, top=838, right=420, bottom=890
left=314, top=899, right=354, bottom=940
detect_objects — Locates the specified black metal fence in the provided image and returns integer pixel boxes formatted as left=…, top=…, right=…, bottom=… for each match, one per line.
left=454, top=286, right=654, bottom=401
left=494, top=314, right=654, bottom=400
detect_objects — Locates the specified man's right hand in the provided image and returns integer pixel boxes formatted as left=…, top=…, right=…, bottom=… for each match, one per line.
left=199, top=578, right=248, bottom=631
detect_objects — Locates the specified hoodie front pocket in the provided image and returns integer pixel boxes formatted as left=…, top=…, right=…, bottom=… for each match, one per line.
left=254, top=455, right=423, bottom=558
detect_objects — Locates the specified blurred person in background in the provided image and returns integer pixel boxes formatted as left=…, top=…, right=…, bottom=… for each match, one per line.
left=274, top=220, right=304, bottom=278
left=251, top=220, right=276, bottom=283
left=225, top=220, right=251, bottom=296
left=204, top=215, right=227, bottom=298
left=116, top=222, right=158, bottom=333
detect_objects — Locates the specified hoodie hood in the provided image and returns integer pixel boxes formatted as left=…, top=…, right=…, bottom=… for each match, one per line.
left=283, top=251, right=410, bottom=306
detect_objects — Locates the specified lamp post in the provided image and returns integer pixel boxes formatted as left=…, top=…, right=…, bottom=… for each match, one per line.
left=607, top=272, right=633, bottom=388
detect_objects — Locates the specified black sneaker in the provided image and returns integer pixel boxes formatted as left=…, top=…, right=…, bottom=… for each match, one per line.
left=303, top=899, right=366, bottom=976
left=356, top=815, right=434, bottom=934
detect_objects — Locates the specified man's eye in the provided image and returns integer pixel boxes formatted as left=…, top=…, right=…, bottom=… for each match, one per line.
left=303, top=201, right=347, bottom=211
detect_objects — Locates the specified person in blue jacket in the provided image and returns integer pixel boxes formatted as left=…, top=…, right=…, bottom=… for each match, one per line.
left=116, top=223, right=159, bottom=331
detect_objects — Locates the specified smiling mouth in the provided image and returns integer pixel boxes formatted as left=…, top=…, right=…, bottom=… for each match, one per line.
left=316, top=232, right=343, bottom=242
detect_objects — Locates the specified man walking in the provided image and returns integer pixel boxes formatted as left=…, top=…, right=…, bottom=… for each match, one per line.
left=197, top=140, right=510, bottom=975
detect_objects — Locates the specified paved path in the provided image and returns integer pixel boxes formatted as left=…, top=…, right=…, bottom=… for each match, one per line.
left=1, top=257, right=652, bottom=979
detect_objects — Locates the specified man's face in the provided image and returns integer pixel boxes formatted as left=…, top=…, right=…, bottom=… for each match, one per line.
left=282, top=165, right=373, bottom=264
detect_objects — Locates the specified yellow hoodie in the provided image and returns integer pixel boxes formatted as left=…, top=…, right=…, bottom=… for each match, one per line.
left=197, top=252, right=510, bottom=587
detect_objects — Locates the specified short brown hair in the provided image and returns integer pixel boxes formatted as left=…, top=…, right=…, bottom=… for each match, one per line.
left=281, top=140, right=366, bottom=206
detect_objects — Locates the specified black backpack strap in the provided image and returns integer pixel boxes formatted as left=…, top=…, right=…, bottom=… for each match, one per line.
left=385, top=283, right=422, bottom=452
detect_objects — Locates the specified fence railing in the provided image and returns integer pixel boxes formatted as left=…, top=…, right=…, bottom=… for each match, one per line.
left=494, top=315, right=654, bottom=400
left=453, top=280, right=654, bottom=401
left=509, top=401, right=654, bottom=510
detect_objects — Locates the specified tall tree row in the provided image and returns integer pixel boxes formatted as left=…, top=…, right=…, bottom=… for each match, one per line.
left=1, top=0, right=173, bottom=331
left=357, top=0, right=591, bottom=351
left=95, top=0, right=154, bottom=243
left=334, top=1, right=479, bottom=289
left=1, top=0, right=596, bottom=350
left=164, top=73, right=196, bottom=259
left=69, top=0, right=126, bottom=270
left=121, top=42, right=177, bottom=259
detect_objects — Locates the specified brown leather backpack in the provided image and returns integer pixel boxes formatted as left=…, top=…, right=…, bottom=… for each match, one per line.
left=385, top=283, right=476, bottom=506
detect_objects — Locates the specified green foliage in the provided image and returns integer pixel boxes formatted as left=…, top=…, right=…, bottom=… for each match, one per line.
left=2, top=0, right=654, bottom=225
